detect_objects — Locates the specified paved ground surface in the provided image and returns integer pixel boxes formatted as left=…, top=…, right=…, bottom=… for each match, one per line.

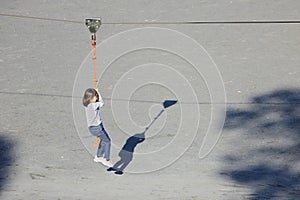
left=0, top=1, right=300, bottom=199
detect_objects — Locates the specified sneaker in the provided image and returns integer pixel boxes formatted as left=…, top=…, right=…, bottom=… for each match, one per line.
left=101, top=159, right=113, bottom=167
left=93, top=155, right=105, bottom=163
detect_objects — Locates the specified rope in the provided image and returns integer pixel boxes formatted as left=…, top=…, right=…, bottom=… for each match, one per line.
left=90, top=36, right=100, bottom=147
left=91, top=38, right=97, bottom=89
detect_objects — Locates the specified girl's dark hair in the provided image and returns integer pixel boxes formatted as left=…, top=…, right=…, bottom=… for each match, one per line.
left=82, top=88, right=99, bottom=107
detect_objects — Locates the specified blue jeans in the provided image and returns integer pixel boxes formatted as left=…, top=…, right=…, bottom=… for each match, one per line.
left=88, top=123, right=111, bottom=161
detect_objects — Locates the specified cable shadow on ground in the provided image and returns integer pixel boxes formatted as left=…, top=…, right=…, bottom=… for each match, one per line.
left=221, top=89, right=300, bottom=199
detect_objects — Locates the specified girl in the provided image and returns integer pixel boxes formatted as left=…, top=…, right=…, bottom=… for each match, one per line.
left=82, top=88, right=112, bottom=167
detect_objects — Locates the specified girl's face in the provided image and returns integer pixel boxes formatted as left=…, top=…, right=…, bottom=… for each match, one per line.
left=90, top=95, right=97, bottom=103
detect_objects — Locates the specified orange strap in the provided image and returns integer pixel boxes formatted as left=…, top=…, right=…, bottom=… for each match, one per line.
left=92, top=38, right=97, bottom=89
left=94, top=136, right=101, bottom=147
left=92, top=38, right=99, bottom=146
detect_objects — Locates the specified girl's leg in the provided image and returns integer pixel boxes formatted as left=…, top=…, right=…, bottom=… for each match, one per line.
left=97, top=140, right=111, bottom=160
left=103, top=140, right=111, bottom=161
left=100, top=123, right=111, bottom=141
left=98, top=124, right=111, bottom=161
left=89, top=124, right=111, bottom=160
left=97, top=141, right=104, bottom=157
left=89, top=126, right=106, bottom=158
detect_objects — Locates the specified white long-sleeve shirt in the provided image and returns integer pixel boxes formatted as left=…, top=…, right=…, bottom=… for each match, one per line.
left=85, top=93, right=104, bottom=127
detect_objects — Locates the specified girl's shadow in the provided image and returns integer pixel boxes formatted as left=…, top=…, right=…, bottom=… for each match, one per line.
left=108, top=100, right=177, bottom=175
left=110, top=132, right=145, bottom=174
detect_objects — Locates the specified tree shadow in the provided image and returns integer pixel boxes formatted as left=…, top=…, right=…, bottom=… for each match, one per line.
left=108, top=100, right=177, bottom=175
left=221, top=89, right=300, bottom=199
left=0, top=135, right=14, bottom=194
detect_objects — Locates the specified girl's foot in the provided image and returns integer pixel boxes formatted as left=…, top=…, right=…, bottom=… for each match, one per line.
left=93, top=155, right=105, bottom=163
left=101, top=159, right=113, bottom=167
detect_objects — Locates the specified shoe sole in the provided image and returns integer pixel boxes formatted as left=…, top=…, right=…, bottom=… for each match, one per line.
left=93, top=160, right=111, bottom=166
left=102, top=163, right=113, bottom=167
left=93, top=157, right=112, bottom=167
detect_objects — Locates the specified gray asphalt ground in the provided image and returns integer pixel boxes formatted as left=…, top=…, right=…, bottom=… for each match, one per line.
left=1, top=1, right=300, bottom=199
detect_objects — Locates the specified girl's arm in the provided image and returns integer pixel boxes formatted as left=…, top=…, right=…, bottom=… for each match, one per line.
left=97, top=92, right=104, bottom=107
left=95, top=88, right=104, bottom=108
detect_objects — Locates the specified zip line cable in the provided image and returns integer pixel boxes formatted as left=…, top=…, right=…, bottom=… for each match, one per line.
left=1, top=13, right=300, bottom=25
